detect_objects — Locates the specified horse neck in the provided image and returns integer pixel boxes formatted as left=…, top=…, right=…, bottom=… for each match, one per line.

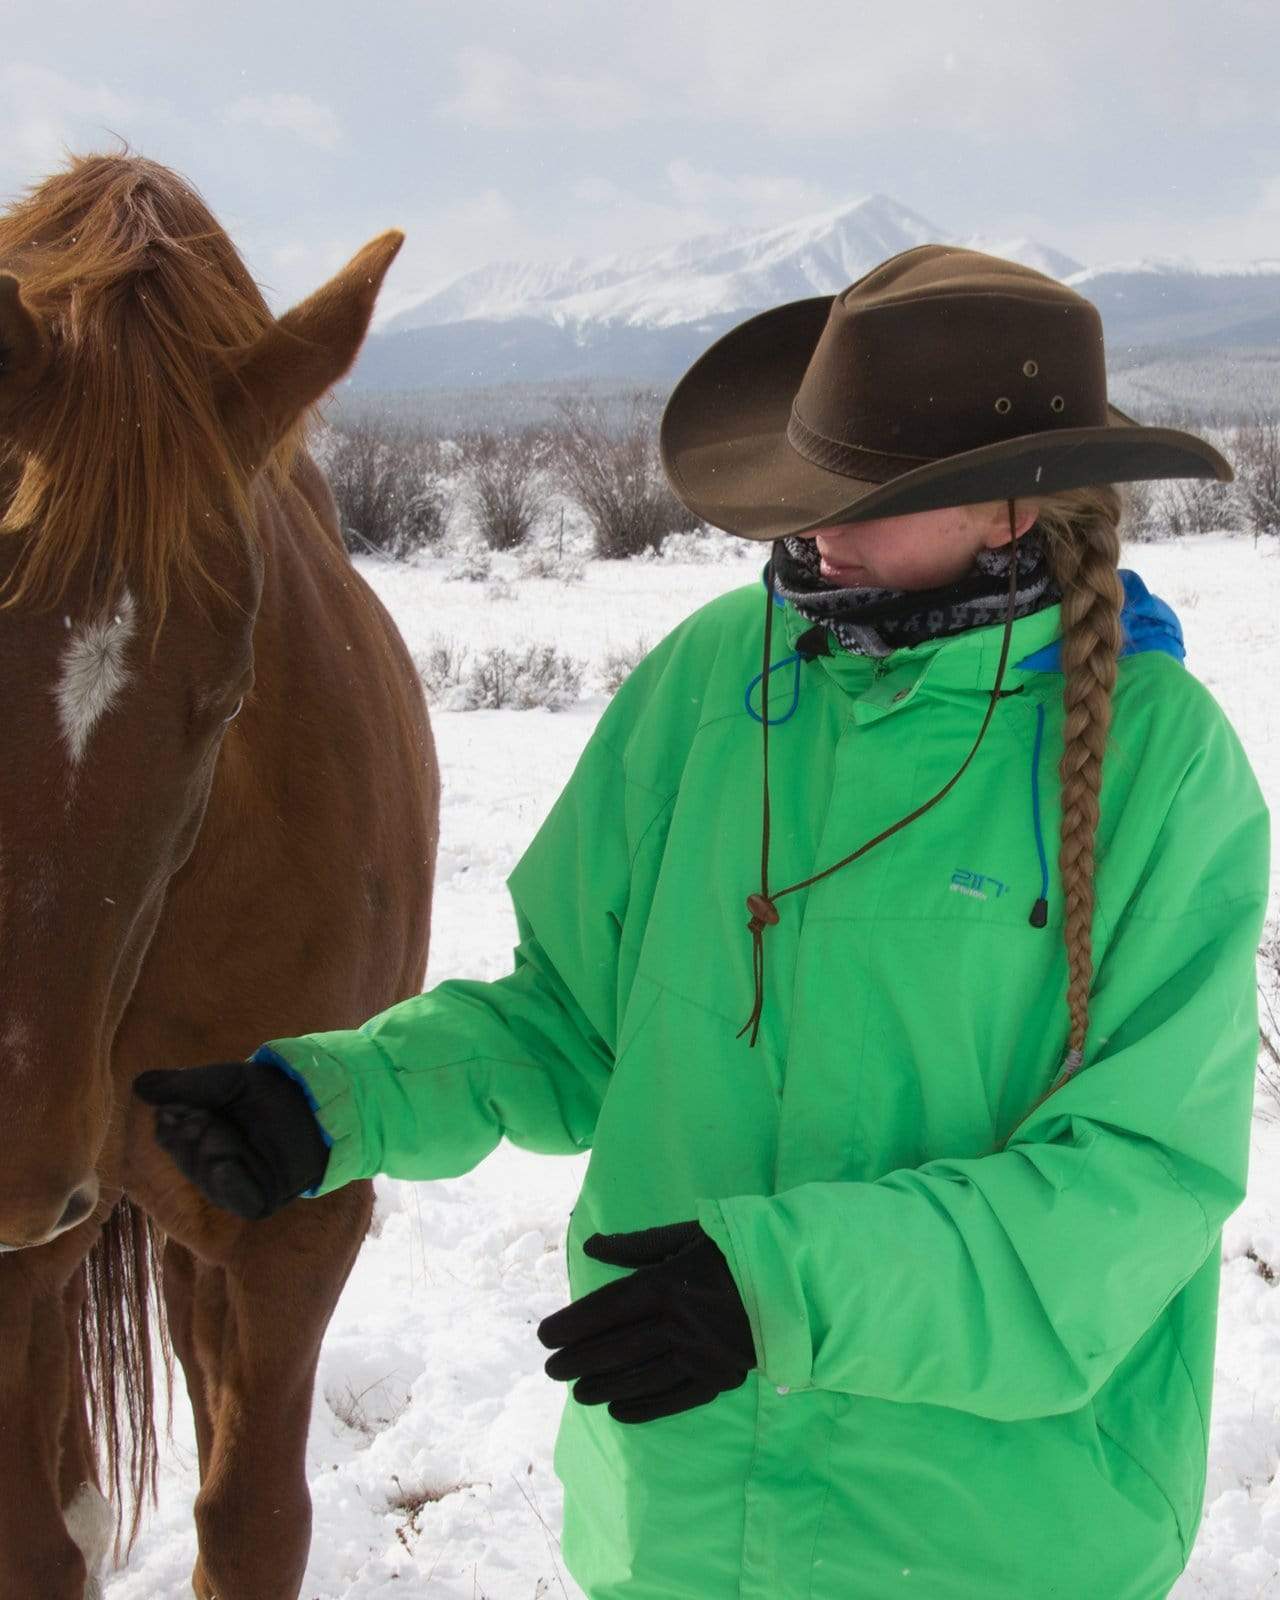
left=202, top=446, right=388, bottom=840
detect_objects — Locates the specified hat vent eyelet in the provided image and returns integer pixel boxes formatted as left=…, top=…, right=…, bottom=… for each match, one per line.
left=1050, top=395, right=1066, bottom=412
left=994, top=397, right=1012, bottom=414
left=1022, top=359, right=1039, bottom=377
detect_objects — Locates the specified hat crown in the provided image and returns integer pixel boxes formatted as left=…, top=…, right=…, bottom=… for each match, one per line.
left=790, top=245, right=1109, bottom=481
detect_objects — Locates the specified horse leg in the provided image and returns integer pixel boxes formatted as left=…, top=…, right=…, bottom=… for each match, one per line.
left=187, top=1183, right=373, bottom=1600
left=161, top=1237, right=217, bottom=1485
left=58, top=1273, right=112, bottom=1600
left=0, top=1266, right=93, bottom=1600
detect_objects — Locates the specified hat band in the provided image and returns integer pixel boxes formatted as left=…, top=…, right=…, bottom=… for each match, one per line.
left=786, top=404, right=936, bottom=484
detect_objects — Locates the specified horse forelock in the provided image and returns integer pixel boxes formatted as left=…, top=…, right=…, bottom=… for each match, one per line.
left=0, top=148, right=304, bottom=622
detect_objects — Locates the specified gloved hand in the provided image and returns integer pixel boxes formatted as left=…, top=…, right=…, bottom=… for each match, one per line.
left=132, top=1050, right=330, bottom=1221
left=537, top=1219, right=757, bottom=1424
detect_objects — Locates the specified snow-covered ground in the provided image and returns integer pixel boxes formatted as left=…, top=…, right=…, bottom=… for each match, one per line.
left=107, top=533, right=1279, bottom=1599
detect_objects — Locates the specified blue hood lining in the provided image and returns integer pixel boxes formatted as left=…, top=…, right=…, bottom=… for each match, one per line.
left=746, top=567, right=1185, bottom=930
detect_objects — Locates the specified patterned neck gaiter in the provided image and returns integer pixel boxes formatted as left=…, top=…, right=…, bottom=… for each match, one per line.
left=768, top=523, right=1063, bottom=658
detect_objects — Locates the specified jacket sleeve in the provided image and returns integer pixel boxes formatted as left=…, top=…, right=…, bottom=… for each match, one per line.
left=696, top=712, right=1272, bottom=1421
left=261, top=725, right=660, bottom=1195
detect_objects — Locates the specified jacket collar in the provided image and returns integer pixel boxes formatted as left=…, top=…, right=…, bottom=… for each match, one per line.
left=773, top=567, right=1184, bottom=720
left=777, top=593, right=1066, bottom=718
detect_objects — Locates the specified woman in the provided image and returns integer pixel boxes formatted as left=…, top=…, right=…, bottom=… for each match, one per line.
left=136, top=245, right=1271, bottom=1599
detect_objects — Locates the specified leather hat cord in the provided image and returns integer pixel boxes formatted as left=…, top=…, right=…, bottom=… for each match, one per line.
left=738, top=497, right=1023, bottom=1048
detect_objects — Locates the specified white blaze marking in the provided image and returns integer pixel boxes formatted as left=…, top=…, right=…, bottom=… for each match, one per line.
left=54, top=591, right=137, bottom=763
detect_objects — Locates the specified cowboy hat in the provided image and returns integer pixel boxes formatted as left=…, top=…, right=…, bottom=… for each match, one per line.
left=659, top=243, right=1233, bottom=541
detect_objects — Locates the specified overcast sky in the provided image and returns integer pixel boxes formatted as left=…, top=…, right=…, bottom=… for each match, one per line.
left=3, top=0, right=1277, bottom=320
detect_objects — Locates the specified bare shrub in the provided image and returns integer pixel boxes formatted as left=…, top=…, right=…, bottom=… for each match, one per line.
left=1116, top=479, right=1163, bottom=543
left=415, top=637, right=583, bottom=711
left=326, top=1377, right=410, bottom=1438
left=1259, top=919, right=1280, bottom=1123
left=444, top=537, right=493, bottom=583
left=458, top=428, right=550, bottom=550
left=517, top=542, right=587, bottom=583
left=549, top=391, right=698, bottom=559
left=415, top=638, right=471, bottom=704
left=657, top=526, right=754, bottom=563
left=468, top=644, right=584, bottom=711
left=388, top=1473, right=479, bottom=1551
left=319, top=414, right=450, bottom=559
left=1162, top=474, right=1241, bottom=538
left=1231, top=413, right=1280, bottom=544
left=597, top=636, right=653, bottom=694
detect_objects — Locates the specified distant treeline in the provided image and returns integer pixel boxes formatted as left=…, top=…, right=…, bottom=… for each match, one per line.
left=312, top=388, right=1280, bottom=563
left=330, top=343, right=1280, bottom=434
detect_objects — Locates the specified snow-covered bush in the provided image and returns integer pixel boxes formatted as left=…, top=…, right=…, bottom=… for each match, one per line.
left=414, top=637, right=583, bottom=710
left=414, top=639, right=472, bottom=710
left=443, top=537, right=493, bottom=583
left=1117, top=479, right=1163, bottom=543
left=469, top=644, right=584, bottom=710
left=597, top=636, right=653, bottom=694
left=657, top=526, right=751, bottom=563
left=1259, top=917, right=1280, bottom=1123
left=517, top=543, right=587, bottom=583
left=1162, top=473, right=1243, bottom=538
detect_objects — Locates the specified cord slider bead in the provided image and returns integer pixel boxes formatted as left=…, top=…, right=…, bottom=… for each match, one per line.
left=746, top=893, right=779, bottom=931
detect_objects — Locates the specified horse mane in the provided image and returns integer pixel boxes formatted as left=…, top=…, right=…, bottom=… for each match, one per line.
left=0, top=146, right=309, bottom=617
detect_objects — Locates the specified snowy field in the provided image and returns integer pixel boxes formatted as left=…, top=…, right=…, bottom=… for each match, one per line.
left=107, top=533, right=1279, bottom=1599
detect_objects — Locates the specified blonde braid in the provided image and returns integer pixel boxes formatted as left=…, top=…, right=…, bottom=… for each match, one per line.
left=1036, top=484, right=1126, bottom=1070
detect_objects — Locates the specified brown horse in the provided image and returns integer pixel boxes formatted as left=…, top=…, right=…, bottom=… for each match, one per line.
left=0, top=152, right=439, bottom=1599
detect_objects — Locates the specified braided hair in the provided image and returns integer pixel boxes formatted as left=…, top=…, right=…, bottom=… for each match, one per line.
left=1025, top=482, right=1128, bottom=1071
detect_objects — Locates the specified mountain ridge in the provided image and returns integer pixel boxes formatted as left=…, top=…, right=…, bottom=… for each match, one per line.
left=352, top=192, right=1280, bottom=394
left=377, top=193, right=1093, bottom=334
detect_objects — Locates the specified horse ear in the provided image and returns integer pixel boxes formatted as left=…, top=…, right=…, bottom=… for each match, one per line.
left=0, top=274, right=52, bottom=421
left=219, top=229, right=404, bottom=476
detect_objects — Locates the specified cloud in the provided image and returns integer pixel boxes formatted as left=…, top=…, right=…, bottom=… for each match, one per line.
left=362, top=189, right=539, bottom=326
left=643, top=0, right=1243, bottom=138
left=0, top=64, right=144, bottom=186
left=1058, top=174, right=1280, bottom=268
left=665, top=160, right=834, bottom=221
left=436, top=47, right=649, bottom=131
left=223, top=92, right=342, bottom=150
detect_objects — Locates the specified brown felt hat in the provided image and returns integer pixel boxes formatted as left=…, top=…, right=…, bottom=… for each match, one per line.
left=659, top=243, right=1233, bottom=541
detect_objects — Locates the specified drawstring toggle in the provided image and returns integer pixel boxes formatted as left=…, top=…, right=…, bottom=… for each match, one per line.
left=746, top=893, right=779, bottom=931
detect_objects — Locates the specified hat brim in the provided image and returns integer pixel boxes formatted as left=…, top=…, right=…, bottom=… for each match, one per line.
left=659, top=295, right=1235, bottom=542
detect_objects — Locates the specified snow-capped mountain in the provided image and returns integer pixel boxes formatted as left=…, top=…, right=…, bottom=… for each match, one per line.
left=349, top=193, right=1280, bottom=394
left=377, top=194, right=1084, bottom=335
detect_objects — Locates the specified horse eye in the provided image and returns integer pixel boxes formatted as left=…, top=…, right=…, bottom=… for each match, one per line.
left=224, top=697, right=244, bottom=724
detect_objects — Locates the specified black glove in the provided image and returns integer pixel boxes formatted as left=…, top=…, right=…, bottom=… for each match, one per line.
left=537, top=1219, right=757, bottom=1424
left=132, top=1051, right=330, bottom=1221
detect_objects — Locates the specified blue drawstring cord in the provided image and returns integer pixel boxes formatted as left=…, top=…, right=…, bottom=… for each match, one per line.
left=745, top=569, right=802, bottom=724
left=745, top=652, right=803, bottom=724
left=1028, top=703, right=1050, bottom=928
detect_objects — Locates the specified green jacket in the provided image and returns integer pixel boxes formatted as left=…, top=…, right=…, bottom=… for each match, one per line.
left=267, top=578, right=1271, bottom=1600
